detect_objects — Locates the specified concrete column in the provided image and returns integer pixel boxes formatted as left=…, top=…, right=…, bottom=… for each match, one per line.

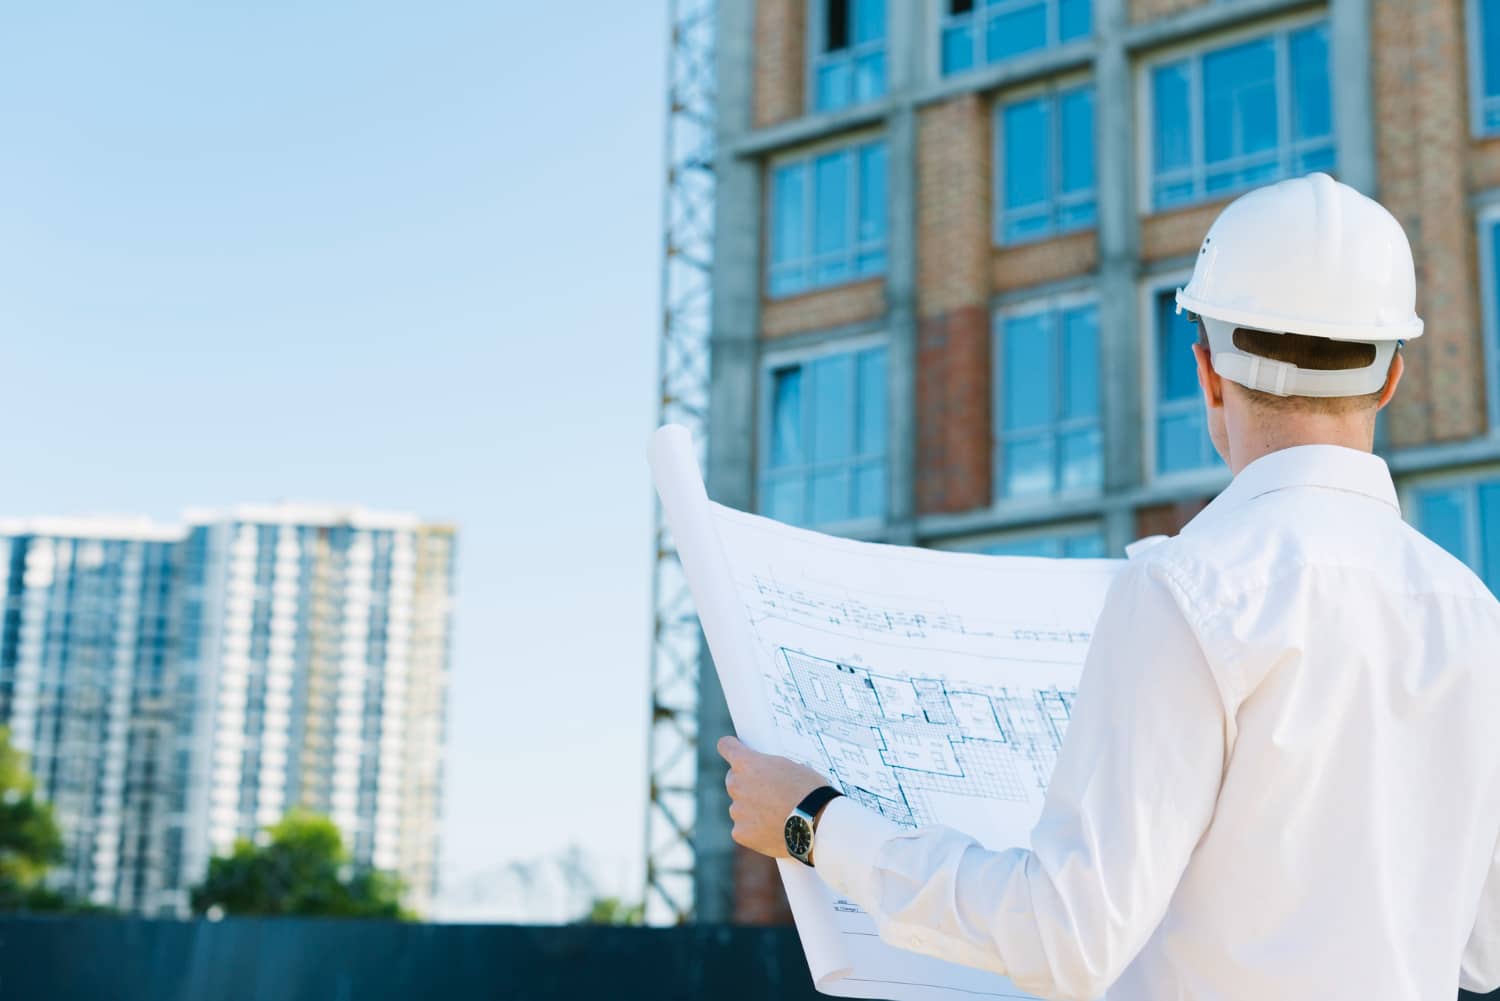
left=1330, top=0, right=1389, bottom=459
left=1331, top=0, right=1377, bottom=196
left=696, top=0, right=759, bottom=924
left=1094, top=0, right=1144, bottom=553
left=1104, top=507, right=1138, bottom=556
left=884, top=1, right=922, bottom=546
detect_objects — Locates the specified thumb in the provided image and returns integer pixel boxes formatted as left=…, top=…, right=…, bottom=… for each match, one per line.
left=716, top=735, right=745, bottom=763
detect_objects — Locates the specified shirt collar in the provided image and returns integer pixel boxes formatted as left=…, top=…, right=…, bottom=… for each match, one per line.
left=1186, top=445, right=1400, bottom=532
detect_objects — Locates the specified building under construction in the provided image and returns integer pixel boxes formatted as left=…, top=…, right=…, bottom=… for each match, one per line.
left=679, top=0, right=1500, bottom=923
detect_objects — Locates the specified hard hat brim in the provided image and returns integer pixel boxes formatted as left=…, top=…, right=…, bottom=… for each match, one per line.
left=1176, top=289, right=1423, bottom=344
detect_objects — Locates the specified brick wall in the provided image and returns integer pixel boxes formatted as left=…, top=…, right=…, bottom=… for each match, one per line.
left=1140, top=199, right=1228, bottom=263
left=916, top=94, right=994, bottom=514
left=762, top=279, right=887, bottom=338
left=1135, top=497, right=1211, bottom=539
left=1373, top=0, right=1488, bottom=445
left=1468, top=136, right=1500, bottom=192
left=992, top=231, right=1098, bottom=293
left=918, top=306, right=993, bottom=513
left=918, top=95, right=992, bottom=317
left=1129, top=0, right=1208, bottom=24
left=754, top=0, right=805, bottom=129
left=732, top=845, right=795, bottom=925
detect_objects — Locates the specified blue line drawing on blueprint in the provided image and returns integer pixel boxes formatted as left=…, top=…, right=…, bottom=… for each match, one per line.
left=747, top=574, right=1094, bottom=650
left=766, top=649, right=1076, bottom=830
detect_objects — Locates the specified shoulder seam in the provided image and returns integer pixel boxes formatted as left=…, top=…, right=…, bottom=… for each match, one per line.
left=1139, top=555, right=1246, bottom=711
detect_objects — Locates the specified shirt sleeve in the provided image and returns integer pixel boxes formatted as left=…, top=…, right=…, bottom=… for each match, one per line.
left=812, top=558, right=1229, bottom=1001
left=1461, top=833, right=1500, bottom=993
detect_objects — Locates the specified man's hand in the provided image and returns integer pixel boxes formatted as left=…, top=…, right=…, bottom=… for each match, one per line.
left=717, top=735, right=832, bottom=859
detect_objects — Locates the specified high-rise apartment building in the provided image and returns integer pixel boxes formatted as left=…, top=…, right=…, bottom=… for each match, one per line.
left=699, top=0, right=1500, bottom=922
left=0, top=506, right=455, bottom=916
left=166, top=506, right=455, bottom=917
left=0, top=518, right=180, bottom=912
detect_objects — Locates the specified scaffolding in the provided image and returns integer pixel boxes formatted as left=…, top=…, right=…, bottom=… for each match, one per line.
left=644, top=0, right=716, bottom=925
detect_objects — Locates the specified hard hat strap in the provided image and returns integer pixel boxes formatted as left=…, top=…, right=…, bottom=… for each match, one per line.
left=1201, top=317, right=1395, bottom=399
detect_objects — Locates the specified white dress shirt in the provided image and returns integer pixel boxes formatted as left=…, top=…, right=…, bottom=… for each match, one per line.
left=814, top=445, right=1500, bottom=1000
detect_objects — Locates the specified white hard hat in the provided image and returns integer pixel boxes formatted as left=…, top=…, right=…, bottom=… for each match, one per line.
left=1175, top=172, right=1423, bottom=398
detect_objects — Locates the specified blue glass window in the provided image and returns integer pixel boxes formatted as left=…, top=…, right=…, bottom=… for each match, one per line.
left=1289, top=26, right=1334, bottom=170
left=996, top=302, right=1102, bottom=500
left=997, top=85, right=1096, bottom=243
left=1153, top=288, right=1223, bottom=476
left=1489, top=218, right=1500, bottom=428
left=1149, top=22, right=1334, bottom=209
left=769, top=140, right=888, bottom=297
left=815, top=0, right=887, bottom=112
left=761, top=345, right=888, bottom=527
left=1476, top=0, right=1500, bottom=133
left=1413, top=478, right=1500, bottom=593
left=941, top=0, right=1091, bottom=77
left=971, top=530, right=1106, bottom=558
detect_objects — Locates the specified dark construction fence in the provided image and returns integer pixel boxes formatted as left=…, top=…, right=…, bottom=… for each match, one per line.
left=0, top=917, right=823, bottom=1001
left=0, top=916, right=1494, bottom=1000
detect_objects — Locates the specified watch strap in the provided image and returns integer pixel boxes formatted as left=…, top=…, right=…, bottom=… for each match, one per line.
left=796, top=785, right=843, bottom=824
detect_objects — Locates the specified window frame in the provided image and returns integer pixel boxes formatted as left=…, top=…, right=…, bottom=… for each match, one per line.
left=938, top=0, right=1091, bottom=78
left=1401, top=465, right=1500, bottom=589
left=992, top=288, right=1104, bottom=504
left=757, top=333, right=891, bottom=534
left=1140, top=270, right=1228, bottom=486
left=1477, top=200, right=1500, bottom=435
left=765, top=134, right=889, bottom=299
left=993, top=75, right=1098, bottom=246
left=1467, top=0, right=1500, bottom=137
left=1136, top=11, right=1335, bottom=212
left=807, top=0, right=888, bottom=114
left=934, top=521, right=1109, bottom=558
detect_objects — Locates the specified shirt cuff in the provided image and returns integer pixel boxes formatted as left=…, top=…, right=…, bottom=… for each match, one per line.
left=813, top=796, right=903, bottom=907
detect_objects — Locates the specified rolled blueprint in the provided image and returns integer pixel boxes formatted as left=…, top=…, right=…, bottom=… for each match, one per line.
left=649, top=424, right=1122, bottom=1001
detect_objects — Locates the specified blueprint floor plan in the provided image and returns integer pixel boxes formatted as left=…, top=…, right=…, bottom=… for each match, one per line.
left=651, top=425, right=1122, bottom=1001
left=771, top=647, right=1073, bottom=833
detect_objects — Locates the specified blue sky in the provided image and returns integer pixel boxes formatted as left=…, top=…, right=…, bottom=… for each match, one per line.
left=0, top=3, right=665, bottom=911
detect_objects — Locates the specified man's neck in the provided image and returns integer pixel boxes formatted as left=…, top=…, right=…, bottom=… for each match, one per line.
left=1226, top=415, right=1376, bottom=476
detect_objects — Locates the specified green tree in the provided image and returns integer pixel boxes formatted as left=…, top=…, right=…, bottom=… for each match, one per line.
left=190, top=811, right=412, bottom=919
left=582, top=896, right=645, bottom=926
left=0, top=726, right=65, bottom=912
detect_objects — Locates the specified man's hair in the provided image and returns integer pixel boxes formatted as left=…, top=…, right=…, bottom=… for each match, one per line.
left=1195, top=323, right=1388, bottom=414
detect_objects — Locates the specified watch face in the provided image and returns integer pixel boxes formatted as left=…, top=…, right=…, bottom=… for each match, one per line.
left=784, top=815, right=813, bottom=857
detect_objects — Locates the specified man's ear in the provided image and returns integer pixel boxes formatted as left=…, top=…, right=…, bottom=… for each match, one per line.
left=1376, top=351, right=1404, bottom=411
left=1193, top=342, right=1223, bottom=410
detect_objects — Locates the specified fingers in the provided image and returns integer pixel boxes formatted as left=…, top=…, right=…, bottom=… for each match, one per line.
left=721, top=738, right=743, bottom=817
left=716, top=734, right=744, bottom=763
left=728, top=801, right=749, bottom=848
left=723, top=742, right=747, bottom=846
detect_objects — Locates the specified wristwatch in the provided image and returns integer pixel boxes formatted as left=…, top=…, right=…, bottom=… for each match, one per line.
left=784, top=785, right=844, bottom=867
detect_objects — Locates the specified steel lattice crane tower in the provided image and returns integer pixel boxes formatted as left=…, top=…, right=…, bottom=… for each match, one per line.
left=644, top=0, right=716, bottom=925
